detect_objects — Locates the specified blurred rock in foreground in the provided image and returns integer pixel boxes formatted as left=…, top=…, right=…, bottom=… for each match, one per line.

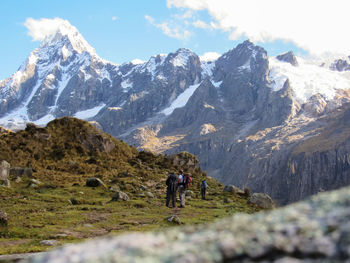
left=22, top=186, right=350, bottom=263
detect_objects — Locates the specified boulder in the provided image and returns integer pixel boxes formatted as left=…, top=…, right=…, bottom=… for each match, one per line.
left=40, top=240, right=59, bottom=246
left=111, top=191, right=130, bottom=201
left=167, top=215, right=181, bottom=225
left=145, top=192, right=154, bottom=198
left=0, top=160, right=10, bottom=187
left=248, top=193, right=275, bottom=209
left=86, top=178, right=107, bottom=189
left=223, top=185, right=244, bottom=194
left=0, top=209, right=8, bottom=227
left=10, top=167, right=33, bottom=178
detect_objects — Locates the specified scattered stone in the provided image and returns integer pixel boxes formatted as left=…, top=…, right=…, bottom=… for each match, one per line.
left=28, top=178, right=42, bottom=188
left=167, top=215, right=181, bottom=225
left=20, top=185, right=350, bottom=263
left=223, top=185, right=244, bottom=194
left=248, top=193, right=275, bottom=209
left=111, top=191, right=130, bottom=201
left=86, top=178, right=107, bottom=189
left=224, top=197, right=233, bottom=203
left=30, top=179, right=42, bottom=185
left=140, top=185, right=148, bottom=191
left=40, top=240, right=59, bottom=246
left=68, top=198, right=79, bottom=205
left=145, top=192, right=154, bottom=198
left=0, top=209, right=8, bottom=226
left=185, top=190, right=194, bottom=197
left=0, top=160, right=10, bottom=187
left=138, top=193, right=146, bottom=197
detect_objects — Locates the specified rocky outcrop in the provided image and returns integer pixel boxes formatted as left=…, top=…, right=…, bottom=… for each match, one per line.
left=276, top=51, right=299, bottom=66
left=22, top=185, right=350, bottom=263
left=10, top=167, right=33, bottom=178
left=111, top=191, right=130, bottom=201
left=330, top=57, right=350, bottom=72
left=248, top=193, right=275, bottom=209
left=86, top=178, right=107, bottom=188
left=0, top=160, right=10, bottom=187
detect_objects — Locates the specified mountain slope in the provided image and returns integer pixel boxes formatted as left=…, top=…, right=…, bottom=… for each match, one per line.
left=0, top=117, right=261, bottom=255
left=2, top=20, right=350, bottom=204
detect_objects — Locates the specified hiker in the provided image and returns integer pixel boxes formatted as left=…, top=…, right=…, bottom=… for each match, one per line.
left=201, top=179, right=208, bottom=200
left=178, top=170, right=186, bottom=208
left=166, top=172, right=177, bottom=208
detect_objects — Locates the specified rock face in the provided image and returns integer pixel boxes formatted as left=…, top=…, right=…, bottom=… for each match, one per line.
left=0, top=160, right=10, bottom=187
left=22, top=185, right=350, bottom=263
left=330, top=57, right=350, bottom=71
left=276, top=51, right=299, bottom=66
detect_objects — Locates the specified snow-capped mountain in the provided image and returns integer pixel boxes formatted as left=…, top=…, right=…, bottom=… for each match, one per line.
left=2, top=20, right=350, bottom=204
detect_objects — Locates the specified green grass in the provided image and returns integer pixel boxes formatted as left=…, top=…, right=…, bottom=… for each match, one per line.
left=0, top=178, right=260, bottom=255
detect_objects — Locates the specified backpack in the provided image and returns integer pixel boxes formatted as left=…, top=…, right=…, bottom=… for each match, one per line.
left=201, top=180, right=207, bottom=189
left=184, top=174, right=192, bottom=189
left=166, top=174, right=177, bottom=192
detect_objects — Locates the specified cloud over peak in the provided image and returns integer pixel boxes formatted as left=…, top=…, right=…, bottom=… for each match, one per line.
left=24, top=17, right=77, bottom=41
left=167, top=0, right=350, bottom=55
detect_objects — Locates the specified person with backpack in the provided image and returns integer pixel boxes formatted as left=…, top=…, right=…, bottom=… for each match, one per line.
left=178, top=171, right=192, bottom=208
left=177, top=170, right=186, bottom=208
left=166, top=172, right=178, bottom=208
left=201, top=179, right=208, bottom=200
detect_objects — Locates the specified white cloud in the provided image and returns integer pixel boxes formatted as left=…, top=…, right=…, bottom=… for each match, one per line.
left=112, top=16, right=118, bottom=21
left=199, top=52, right=221, bottom=62
left=167, top=0, right=350, bottom=55
left=24, top=17, right=72, bottom=41
left=193, top=20, right=210, bottom=29
left=145, top=15, right=191, bottom=40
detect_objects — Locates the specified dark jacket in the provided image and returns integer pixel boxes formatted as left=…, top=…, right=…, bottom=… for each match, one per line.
left=166, top=173, right=178, bottom=192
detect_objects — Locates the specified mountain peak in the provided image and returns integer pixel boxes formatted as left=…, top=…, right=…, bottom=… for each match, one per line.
left=39, top=20, right=96, bottom=55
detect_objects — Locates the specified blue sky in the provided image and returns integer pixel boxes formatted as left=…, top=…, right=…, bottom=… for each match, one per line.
left=1, top=0, right=347, bottom=80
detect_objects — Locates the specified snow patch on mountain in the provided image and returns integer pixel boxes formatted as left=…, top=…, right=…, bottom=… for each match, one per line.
left=131, top=59, right=145, bottom=65
left=121, top=79, right=133, bottom=92
left=74, top=104, right=106, bottom=120
left=171, top=49, right=192, bottom=68
left=39, top=18, right=96, bottom=55
left=201, top=61, right=216, bottom=78
left=161, top=82, right=202, bottom=115
left=269, top=57, right=350, bottom=103
left=141, top=54, right=167, bottom=80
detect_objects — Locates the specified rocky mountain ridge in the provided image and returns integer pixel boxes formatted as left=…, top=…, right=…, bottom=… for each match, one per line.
left=2, top=20, right=350, bottom=204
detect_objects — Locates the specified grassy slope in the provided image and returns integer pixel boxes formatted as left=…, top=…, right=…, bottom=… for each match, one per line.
left=0, top=117, right=261, bottom=255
